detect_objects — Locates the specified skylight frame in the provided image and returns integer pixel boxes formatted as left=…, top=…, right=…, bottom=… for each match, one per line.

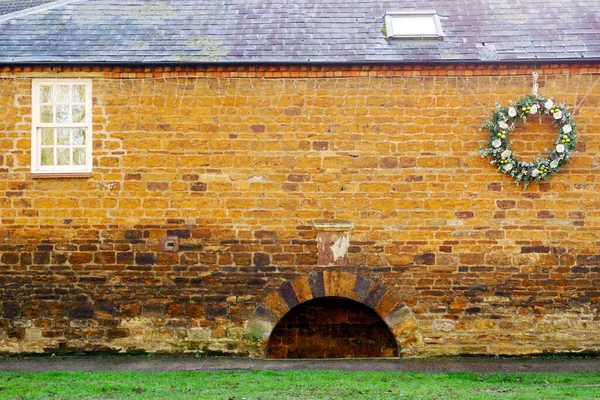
left=384, top=10, right=444, bottom=40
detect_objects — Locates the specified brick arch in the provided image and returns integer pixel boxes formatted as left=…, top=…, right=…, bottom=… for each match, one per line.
left=246, top=271, right=422, bottom=357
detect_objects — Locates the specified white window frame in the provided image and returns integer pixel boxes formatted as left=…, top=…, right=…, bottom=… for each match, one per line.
left=31, top=79, right=93, bottom=177
left=384, top=10, right=444, bottom=39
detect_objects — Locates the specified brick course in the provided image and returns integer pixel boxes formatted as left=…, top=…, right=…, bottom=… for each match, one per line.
left=0, top=63, right=600, bottom=356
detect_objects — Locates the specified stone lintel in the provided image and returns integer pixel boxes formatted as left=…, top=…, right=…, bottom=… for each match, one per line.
left=313, top=221, right=354, bottom=232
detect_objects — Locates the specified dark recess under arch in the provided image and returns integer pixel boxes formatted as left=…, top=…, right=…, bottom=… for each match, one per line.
left=266, top=297, right=399, bottom=359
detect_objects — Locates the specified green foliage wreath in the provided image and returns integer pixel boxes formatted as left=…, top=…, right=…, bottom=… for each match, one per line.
left=480, top=95, right=578, bottom=188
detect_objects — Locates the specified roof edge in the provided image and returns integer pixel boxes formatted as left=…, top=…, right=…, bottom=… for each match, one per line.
left=1, top=58, right=600, bottom=67
left=0, top=0, right=83, bottom=23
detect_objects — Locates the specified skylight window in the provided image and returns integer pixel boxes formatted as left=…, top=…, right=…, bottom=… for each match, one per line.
left=384, top=10, right=444, bottom=39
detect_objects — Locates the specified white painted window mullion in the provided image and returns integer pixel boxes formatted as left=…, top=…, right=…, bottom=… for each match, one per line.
left=31, top=79, right=93, bottom=175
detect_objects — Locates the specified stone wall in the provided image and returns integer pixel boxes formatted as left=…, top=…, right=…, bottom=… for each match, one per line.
left=1, top=63, right=600, bottom=356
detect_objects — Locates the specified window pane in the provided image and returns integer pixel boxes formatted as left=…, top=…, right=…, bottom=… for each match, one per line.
left=56, top=105, right=69, bottom=123
left=73, top=147, right=86, bottom=165
left=73, top=128, right=86, bottom=145
left=40, top=85, right=53, bottom=103
left=72, top=105, right=85, bottom=123
left=56, top=85, right=69, bottom=104
left=390, top=15, right=438, bottom=36
left=40, top=128, right=54, bottom=146
left=72, top=85, right=85, bottom=103
left=56, top=148, right=70, bottom=166
left=57, top=128, right=70, bottom=145
left=32, top=80, right=92, bottom=174
left=41, top=105, right=53, bottom=123
left=41, top=148, right=54, bottom=166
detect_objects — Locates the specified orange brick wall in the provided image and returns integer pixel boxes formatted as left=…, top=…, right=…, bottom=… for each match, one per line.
left=0, top=63, right=599, bottom=356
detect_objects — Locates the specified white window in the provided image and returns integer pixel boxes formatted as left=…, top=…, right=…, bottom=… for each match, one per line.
left=31, top=79, right=92, bottom=176
left=384, top=11, right=444, bottom=39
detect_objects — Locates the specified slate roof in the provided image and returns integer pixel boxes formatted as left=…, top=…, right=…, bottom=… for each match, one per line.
left=0, top=0, right=56, bottom=16
left=0, top=0, right=599, bottom=64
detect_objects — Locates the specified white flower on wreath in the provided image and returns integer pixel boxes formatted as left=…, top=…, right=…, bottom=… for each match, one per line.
left=508, top=107, right=517, bottom=117
left=550, top=160, right=559, bottom=169
left=544, top=99, right=554, bottom=109
left=563, top=124, right=572, bottom=133
left=503, top=163, right=513, bottom=172
left=492, top=139, right=502, bottom=148
left=501, top=149, right=512, bottom=158
left=556, top=144, right=566, bottom=153
left=498, top=121, right=509, bottom=130
left=530, top=104, right=538, bottom=114
left=531, top=169, right=540, bottom=177
left=553, top=110, right=563, bottom=120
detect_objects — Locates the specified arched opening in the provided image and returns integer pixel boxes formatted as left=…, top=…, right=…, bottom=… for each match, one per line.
left=247, top=271, right=422, bottom=358
left=265, top=297, right=399, bottom=359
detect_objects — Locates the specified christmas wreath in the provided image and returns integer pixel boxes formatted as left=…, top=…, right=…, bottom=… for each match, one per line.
left=480, top=94, right=578, bottom=188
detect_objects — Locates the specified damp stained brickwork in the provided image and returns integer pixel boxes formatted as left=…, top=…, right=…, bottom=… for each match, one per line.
left=0, top=64, right=600, bottom=356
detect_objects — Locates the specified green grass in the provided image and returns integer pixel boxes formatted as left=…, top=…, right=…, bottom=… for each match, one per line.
left=0, top=370, right=599, bottom=399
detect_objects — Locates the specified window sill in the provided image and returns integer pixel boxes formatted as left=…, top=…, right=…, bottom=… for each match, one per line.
left=31, top=172, right=93, bottom=179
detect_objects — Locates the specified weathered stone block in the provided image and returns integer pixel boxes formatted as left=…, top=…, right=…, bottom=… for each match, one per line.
left=135, top=253, right=156, bottom=265
left=67, top=304, right=94, bottom=319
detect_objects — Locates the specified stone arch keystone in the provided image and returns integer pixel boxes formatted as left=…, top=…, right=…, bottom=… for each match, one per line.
left=246, top=270, right=423, bottom=357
